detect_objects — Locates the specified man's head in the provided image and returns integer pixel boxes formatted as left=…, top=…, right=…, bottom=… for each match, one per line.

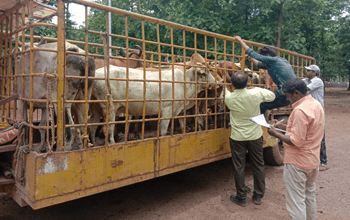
left=282, top=78, right=308, bottom=104
left=305, top=64, right=320, bottom=78
left=231, top=71, right=248, bottom=89
left=258, top=46, right=277, bottom=57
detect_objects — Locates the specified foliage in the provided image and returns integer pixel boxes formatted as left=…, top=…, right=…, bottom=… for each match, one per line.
left=35, top=0, right=350, bottom=81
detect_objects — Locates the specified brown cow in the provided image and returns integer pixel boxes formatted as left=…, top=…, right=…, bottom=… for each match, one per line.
left=94, top=45, right=145, bottom=69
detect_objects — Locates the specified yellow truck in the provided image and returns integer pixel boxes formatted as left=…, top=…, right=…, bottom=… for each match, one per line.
left=0, top=0, right=315, bottom=209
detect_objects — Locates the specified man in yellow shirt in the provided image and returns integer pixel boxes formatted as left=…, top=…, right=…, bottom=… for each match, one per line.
left=225, top=71, right=275, bottom=206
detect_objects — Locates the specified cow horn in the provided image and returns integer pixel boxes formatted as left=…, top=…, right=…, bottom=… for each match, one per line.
left=136, top=45, right=142, bottom=57
left=37, top=35, right=45, bottom=46
left=122, top=48, right=127, bottom=55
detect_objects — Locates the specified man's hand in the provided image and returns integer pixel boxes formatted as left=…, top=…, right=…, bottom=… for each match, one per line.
left=268, top=125, right=280, bottom=137
left=233, top=36, right=243, bottom=43
left=268, top=124, right=296, bottom=147
left=271, top=119, right=287, bottom=130
left=233, top=36, right=249, bottom=53
left=246, top=86, right=255, bottom=89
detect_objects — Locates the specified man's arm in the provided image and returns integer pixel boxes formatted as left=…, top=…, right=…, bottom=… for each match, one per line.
left=269, top=109, right=309, bottom=148
left=258, top=88, right=275, bottom=102
left=246, top=55, right=259, bottom=66
left=234, top=36, right=249, bottom=51
left=307, top=78, right=323, bottom=92
left=234, top=36, right=275, bottom=65
left=268, top=126, right=295, bottom=146
left=266, top=73, right=273, bottom=88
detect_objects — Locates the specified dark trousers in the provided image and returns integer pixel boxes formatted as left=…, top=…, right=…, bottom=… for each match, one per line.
left=260, top=93, right=291, bottom=115
left=229, top=137, right=265, bottom=199
left=320, top=133, right=327, bottom=165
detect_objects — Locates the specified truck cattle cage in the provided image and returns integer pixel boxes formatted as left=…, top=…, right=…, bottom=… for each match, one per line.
left=0, top=0, right=316, bottom=209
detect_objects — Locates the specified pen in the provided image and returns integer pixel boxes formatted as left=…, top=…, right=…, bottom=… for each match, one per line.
left=275, top=118, right=285, bottom=125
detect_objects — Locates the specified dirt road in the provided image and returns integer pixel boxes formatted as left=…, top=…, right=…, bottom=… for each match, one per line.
left=0, top=87, right=349, bottom=220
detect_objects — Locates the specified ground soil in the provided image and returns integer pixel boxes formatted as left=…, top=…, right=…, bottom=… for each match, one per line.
left=0, top=87, right=349, bottom=220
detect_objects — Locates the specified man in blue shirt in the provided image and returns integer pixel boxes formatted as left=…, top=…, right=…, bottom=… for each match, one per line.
left=233, top=36, right=296, bottom=115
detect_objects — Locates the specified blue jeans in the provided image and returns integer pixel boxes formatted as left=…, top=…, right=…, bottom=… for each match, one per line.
left=320, top=133, right=327, bottom=165
left=260, top=93, right=291, bottom=115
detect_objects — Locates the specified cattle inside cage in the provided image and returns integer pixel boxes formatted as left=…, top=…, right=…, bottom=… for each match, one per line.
left=0, top=13, right=316, bottom=153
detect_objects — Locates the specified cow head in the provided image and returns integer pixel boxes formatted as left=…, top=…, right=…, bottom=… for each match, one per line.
left=122, top=45, right=145, bottom=68
left=16, top=35, right=45, bottom=51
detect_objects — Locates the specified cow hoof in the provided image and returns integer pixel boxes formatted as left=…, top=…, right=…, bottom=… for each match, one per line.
left=31, top=146, right=42, bottom=153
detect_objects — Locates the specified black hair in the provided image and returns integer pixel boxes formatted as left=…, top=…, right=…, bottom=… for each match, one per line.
left=283, top=78, right=308, bottom=95
left=258, top=46, right=277, bottom=57
left=231, top=71, right=248, bottom=89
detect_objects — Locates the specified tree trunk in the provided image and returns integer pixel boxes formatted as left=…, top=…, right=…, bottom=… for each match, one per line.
left=276, top=2, right=284, bottom=48
left=347, top=65, right=350, bottom=91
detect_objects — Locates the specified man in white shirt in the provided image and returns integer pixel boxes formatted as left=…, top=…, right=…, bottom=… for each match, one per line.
left=303, top=65, right=328, bottom=171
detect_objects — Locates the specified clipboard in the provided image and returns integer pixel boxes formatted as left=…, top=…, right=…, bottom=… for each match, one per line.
left=249, top=114, right=286, bottom=133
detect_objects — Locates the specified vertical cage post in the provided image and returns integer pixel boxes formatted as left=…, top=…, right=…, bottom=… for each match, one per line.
left=0, top=20, right=4, bottom=120
left=83, top=5, right=89, bottom=148
left=183, top=30, right=187, bottom=133
left=170, top=27, right=177, bottom=134
left=56, top=0, right=67, bottom=151
left=141, top=20, right=146, bottom=140
left=156, top=23, right=162, bottom=137
left=124, top=16, right=130, bottom=142
left=28, top=0, right=34, bottom=149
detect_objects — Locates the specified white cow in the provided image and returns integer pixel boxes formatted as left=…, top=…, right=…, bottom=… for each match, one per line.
left=89, top=65, right=216, bottom=145
left=16, top=42, right=95, bottom=151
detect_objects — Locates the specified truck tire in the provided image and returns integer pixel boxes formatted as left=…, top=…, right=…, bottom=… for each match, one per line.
left=263, top=140, right=284, bottom=166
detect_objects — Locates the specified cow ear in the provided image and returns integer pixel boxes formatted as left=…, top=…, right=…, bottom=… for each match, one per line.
left=199, top=69, right=206, bottom=75
left=217, top=85, right=224, bottom=96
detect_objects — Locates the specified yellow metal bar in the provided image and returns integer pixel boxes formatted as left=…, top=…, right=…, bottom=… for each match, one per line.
left=19, top=5, right=26, bottom=121
left=183, top=30, right=188, bottom=133
left=213, top=37, right=217, bottom=129
left=301, top=58, right=304, bottom=77
left=0, top=19, right=4, bottom=120
left=103, top=21, right=111, bottom=146
left=124, top=16, right=130, bottom=142
left=297, top=56, right=300, bottom=77
left=157, top=23, right=162, bottom=137
left=6, top=13, right=13, bottom=120
left=56, top=0, right=66, bottom=151
left=141, top=20, right=146, bottom=140
left=292, top=55, right=295, bottom=76
left=193, top=34, right=198, bottom=132
left=29, top=0, right=34, bottom=149
left=170, top=27, right=177, bottom=134
left=240, top=41, right=246, bottom=72
left=83, top=5, right=89, bottom=148
left=3, top=17, right=9, bottom=120
left=13, top=9, right=19, bottom=120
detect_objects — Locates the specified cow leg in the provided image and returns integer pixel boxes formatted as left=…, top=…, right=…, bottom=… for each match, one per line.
left=64, top=104, right=82, bottom=151
left=35, top=109, right=47, bottom=153
left=197, top=113, right=205, bottom=131
left=72, top=103, right=87, bottom=147
left=122, top=115, right=133, bottom=141
left=107, top=110, right=116, bottom=144
left=88, top=104, right=101, bottom=146
left=132, top=116, right=140, bottom=140
left=160, top=108, right=173, bottom=136
left=172, top=106, right=188, bottom=134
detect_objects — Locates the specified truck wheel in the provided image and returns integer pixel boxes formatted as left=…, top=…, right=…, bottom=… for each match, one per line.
left=263, top=140, right=284, bottom=166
